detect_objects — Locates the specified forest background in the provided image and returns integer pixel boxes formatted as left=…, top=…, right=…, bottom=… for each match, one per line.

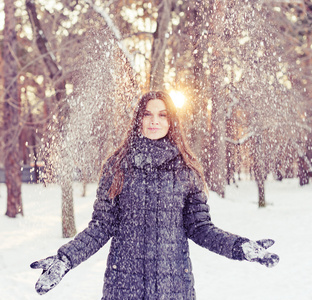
left=0, top=0, right=311, bottom=238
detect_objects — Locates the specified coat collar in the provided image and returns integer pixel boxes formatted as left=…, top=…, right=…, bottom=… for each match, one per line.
left=128, top=135, right=179, bottom=169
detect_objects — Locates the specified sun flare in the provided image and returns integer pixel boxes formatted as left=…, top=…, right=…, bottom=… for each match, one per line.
left=169, top=90, right=186, bottom=108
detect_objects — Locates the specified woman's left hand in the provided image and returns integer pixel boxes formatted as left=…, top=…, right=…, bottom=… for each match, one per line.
left=242, top=239, right=279, bottom=268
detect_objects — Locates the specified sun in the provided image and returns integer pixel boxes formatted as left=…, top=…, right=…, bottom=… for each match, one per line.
left=169, top=90, right=186, bottom=108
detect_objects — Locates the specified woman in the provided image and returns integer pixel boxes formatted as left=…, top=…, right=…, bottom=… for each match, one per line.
left=31, top=91, right=279, bottom=299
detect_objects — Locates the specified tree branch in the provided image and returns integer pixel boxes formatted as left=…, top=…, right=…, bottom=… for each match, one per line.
left=83, top=0, right=135, bottom=68
left=225, top=131, right=255, bottom=145
left=26, top=0, right=66, bottom=102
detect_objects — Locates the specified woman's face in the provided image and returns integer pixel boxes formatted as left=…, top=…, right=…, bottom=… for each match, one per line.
left=141, top=99, right=169, bottom=140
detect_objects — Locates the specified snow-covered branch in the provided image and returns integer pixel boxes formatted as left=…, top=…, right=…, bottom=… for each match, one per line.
left=295, top=122, right=312, bottom=133
left=225, top=131, right=255, bottom=145
left=292, top=141, right=312, bottom=172
left=267, top=0, right=304, bottom=3
left=123, top=32, right=154, bottom=40
left=83, top=0, right=135, bottom=68
left=226, top=93, right=240, bottom=119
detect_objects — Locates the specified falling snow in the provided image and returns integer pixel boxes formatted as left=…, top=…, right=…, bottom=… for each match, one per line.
left=43, top=27, right=138, bottom=184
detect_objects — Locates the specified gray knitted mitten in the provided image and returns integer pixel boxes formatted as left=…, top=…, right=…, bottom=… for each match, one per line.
left=30, top=255, right=71, bottom=295
left=242, top=239, right=279, bottom=268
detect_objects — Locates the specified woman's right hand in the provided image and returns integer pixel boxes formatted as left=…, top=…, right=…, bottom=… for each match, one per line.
left=30, top=255, right=71, bottom=295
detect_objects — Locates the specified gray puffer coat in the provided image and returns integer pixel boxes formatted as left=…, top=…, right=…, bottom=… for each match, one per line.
left=58, top=136, right=245, bottom=299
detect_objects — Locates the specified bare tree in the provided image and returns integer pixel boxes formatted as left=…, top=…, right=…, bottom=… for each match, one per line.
left=3, top=0, right=23, bottom=217
left=26, top=0, right=76, bottom=238
left=223, top=1, right=307, bottom=206
left=150, top=0, right=172, bottom=90
left=206, top=0, right=228, bottom=197
left=298, top=1, right=312, bottom=184
left=184, top=1, right=212, bottom=190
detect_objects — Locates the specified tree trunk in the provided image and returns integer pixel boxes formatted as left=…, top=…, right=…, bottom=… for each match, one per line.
left=307, top=132, right=312, bottom=179
left=304, top=11, right=312, bottom=183
left=206, top=0, right=227, bottom=197
left=26, top=0, right=76, bottom=237
left=298, top=156, right=309, bottom=186
left=188, top=1, right=210, bottom=183
left=275, top=160, right=283, bottom=181
left=257, top=179, right=266, bottom=208
left=208, top=93, right=227, bottom=198
left=226, top=142, right=235, bottom=185
left=298, top=4, right=312, bottom=185
left=3, top=0, right=23, bottom=217
left=61, top=177, right=76, bottom=238
left=252, top=135, right=267, bottom=207
left=150, top=0, right=172, bottom=90
left=5, top=154, right=22, bottom=217
left=226, top=118, right=236, bottom=185
left=82, top=181, right=87, bottom=197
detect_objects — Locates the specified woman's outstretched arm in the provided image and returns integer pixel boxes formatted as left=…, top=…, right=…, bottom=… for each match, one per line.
left=31, top=166, right=119, bottom=295
left=183, top=179, right=241, bottom=259
left=183, top=171, right=279, bottom=267
left=57, top=173, right=119, bottom=268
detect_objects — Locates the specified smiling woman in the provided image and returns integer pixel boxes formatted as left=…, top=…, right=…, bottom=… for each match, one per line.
left=141, top=99, right=169, bottom=140
left=31, top=90, right=279, bottom=300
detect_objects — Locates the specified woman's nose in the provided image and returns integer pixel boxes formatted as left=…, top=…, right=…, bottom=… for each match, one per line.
left=151, top=116, right=159, bottom=125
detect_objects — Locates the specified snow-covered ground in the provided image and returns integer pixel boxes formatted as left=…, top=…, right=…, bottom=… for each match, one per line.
left=0, top=177, right=311, bottom=300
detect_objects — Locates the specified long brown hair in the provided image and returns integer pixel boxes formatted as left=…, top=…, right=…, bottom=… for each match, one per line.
left=102, top=90, right=207, bottom=199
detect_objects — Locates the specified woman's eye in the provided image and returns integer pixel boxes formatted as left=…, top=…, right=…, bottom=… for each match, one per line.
left=160, top=113, right=167, bottom=118
left=143, top=112, right=151, bottom=117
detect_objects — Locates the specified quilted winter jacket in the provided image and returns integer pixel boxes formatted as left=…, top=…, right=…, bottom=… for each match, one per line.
left=58, top=136, right=243, bottom=299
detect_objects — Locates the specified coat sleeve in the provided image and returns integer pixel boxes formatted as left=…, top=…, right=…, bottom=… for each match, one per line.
left=183, top=171, right=247, bottom=260
left=57, top=170, right=119, bottom=269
